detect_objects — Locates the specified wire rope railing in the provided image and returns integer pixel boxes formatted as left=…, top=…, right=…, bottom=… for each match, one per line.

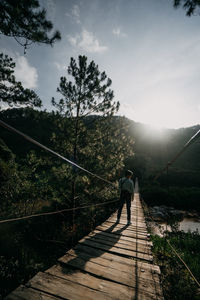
left=0, top=199, right=119, bottom=225
left=153, top=128, right=200, bottom=181
left=140, top=196, right=200, bottom=288
left=0, top=119, right=115, bottom=186
left=0, top=118, right=119, bottom=228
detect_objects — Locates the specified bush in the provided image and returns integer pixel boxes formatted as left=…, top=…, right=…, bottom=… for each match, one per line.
left=151, top=232, right=200, bottom=300
left=141, top=185, right=200, bottom=211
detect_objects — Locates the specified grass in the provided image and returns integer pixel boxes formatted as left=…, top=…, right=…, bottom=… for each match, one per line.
left=151, top=231, right=200, bottom=300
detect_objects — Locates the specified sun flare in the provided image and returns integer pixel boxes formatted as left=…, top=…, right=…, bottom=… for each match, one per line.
left=134, top=100, right=186, bottom=129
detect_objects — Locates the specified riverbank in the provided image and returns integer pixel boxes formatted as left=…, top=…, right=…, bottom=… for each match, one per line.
left=151, top=231, right=200, bottom=300
left=149, top=205, right=200, bottom=222
left=144, top=202, right=200, bottom=299
left=147, top=205, right=200, bottom=236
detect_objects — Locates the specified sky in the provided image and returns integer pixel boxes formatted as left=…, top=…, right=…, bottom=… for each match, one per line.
left=1, top=0, right=200, bottom=129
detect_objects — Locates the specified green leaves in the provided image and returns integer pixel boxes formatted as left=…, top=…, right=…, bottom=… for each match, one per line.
left=53, top=55, right=119, bottom=119
left=0, top=0, right=61, bottom=49
left=51, top=55, right=133, bottom=202
left=0, top=53, right=42, bottom=109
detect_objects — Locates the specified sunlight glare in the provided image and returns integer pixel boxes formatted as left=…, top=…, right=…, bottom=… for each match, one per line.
left=135, top=100, right=184, bottom=129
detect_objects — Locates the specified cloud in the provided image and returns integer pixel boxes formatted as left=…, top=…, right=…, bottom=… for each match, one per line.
left=112, top=27, right=127, bottom=38
left=67, top=29, right=108, bottom=53
left=65, top=4, right=81, bottom=24
left=46, top=0, right=56, bottom=21
left=14, top=55, right=38, bottom=89
left=54, top=62, right=67, bottom=71
left=68, top=35, right=78, bottom=47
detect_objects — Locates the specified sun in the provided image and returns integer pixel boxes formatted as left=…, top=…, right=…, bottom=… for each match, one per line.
left=134, top=100, right=185, bottom=129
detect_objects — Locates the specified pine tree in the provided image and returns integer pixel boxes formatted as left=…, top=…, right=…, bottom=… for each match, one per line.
left=52, top=56, right=134, bottom=205
left=0, top=0, right=61, bottom=108
left=0, top=53, right=41, bottom=109
left=0, top=0, right=61, bottom=51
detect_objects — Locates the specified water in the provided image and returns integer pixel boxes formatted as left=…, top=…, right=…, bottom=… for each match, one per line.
left=152, top=217, right=200, bottom=236
left=179, top=217, right=200, bottom=232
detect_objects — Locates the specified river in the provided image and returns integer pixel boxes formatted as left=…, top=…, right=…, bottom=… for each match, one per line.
left=151, top=217, right=200, bottom=236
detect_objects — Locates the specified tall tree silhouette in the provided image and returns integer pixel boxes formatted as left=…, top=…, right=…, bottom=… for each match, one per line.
left=52, top=55, right=120, bottom=202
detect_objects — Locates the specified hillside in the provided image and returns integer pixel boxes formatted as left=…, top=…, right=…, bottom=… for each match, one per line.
left=0, top=107, right=200, bottom=299
left=0, top=107, right=199, bottom=185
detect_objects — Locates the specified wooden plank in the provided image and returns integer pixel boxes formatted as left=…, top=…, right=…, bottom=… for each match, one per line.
left=78, top=238, right=153, bottom=261
left=63, top=246, right=160, bottom=279
left=98, top=222, right=146, bottom=230
left=106, top=216, right=146, bottom=224
left=109, top=212, right=145, bottom=217
left=96, top=226, right=148, bottom=236
left=47, top=265, right=161, bottom=300
left=106, top=220, right=148, bottom=231
left=112, top=218, right=147, bottom=225
left=88, top=231, right=152, bottom=248
left=73, top=243, right=160, bottom=274
left=58, top=252, right=162, bottom=297
left=27, top=271, right=114, bottom=300
left=92, top=229, right=153, bottom=246
left=5, top=285, right=59, bottom=300
left=101, top=221, right=147, bottom=235
left=46, top=265, right=136, bottom=300
left=96, top=225, right=149, bottom=240
left=85, top=234, right=151, bottom=255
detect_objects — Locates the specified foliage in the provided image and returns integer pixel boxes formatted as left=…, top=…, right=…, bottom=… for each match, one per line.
left=0, top=0, right=61, bottom=110
left=141, top=184, right=200, bottom=211
left=152, top=232, right=200, bottom=299
left=0, top=197, right=117, bottom=299
left=52, top=55, right=132, bottom=202
left=0, top=139, right=21, bottom=216
left=174, top=0, right=200, bottom=16
left=0, top=0, right=61, bottom=50
left=0, top=53, right=42, bottom=109
left=52, top=55, right=119, bottom=118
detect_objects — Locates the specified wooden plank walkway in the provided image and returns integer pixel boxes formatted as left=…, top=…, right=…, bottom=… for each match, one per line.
left=6, top=186, right=163, bottom=300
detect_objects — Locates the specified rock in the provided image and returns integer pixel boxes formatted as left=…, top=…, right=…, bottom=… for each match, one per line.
left=151, top=211, right=167, bottom=221
left=169, top=209, right=184, bottom=218
left=150, top=205, right=185, bottom=221
left=150, top=204, right=200, bottom=222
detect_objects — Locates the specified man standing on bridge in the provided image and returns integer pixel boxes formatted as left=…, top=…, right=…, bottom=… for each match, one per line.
left=116, top=170, right=134, bottom=225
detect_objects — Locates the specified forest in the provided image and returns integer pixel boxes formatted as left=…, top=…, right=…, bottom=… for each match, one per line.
left=1, top=106, right=200, bottom=219
left=0, top=105, right=199, bottom=298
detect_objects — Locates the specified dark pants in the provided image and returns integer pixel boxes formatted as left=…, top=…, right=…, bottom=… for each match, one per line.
left=117, top=190, right=131, bottom=222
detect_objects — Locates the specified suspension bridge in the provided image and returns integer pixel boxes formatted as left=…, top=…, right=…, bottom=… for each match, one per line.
left=1, top=119, right=200, bottom=299
left=5, top=181, right=163, bottom=300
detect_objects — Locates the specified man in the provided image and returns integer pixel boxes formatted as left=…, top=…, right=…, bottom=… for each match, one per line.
left=116, top=170, right=134, bottom=225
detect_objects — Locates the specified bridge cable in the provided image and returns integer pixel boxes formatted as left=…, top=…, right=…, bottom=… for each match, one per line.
left=154, top=128, right=200, bottom=181
left=0, top=198, right=119, bottom=225
left=149, top=128, right=200, bottom=286
left=0, top=119, right=115, bottom=187
left=141, top=197, right=200, bottom=287
left=166, top=239, right=200, bottom=287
